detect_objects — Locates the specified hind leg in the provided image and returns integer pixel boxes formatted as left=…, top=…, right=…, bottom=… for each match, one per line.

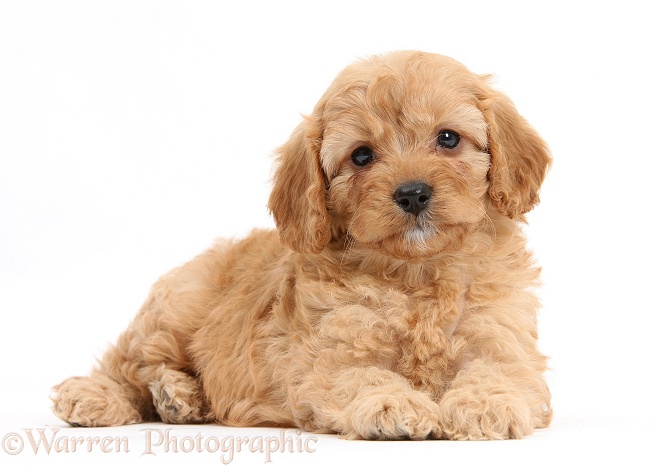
left=51, top=323, right=159, bottom=427
left=52, top=256, right=219, bottom=427
left=52, top=358, right=210, bottom=427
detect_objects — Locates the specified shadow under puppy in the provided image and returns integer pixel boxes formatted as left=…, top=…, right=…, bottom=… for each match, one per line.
left=52, top=50, right=552, bottom=440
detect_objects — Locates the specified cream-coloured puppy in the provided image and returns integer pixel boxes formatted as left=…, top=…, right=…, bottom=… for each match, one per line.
left=53, top=51, right=552, bottom=440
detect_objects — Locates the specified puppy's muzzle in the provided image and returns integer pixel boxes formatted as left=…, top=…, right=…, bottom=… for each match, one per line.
left=394, top=182, right=433, bottom=216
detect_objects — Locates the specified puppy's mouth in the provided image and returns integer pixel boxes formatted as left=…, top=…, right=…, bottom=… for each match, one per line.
left=351, top=205, right=484, bottom=261
left=352, top=214, right=444, bottom=260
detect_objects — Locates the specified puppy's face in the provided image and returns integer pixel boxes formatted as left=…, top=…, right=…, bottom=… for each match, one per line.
left=269, top=52, right=551, bottom=259
left=320, top=58, right=490, bottom=259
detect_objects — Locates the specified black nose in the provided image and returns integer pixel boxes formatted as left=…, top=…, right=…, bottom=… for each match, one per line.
left=394, top=182, right=433, bottom=216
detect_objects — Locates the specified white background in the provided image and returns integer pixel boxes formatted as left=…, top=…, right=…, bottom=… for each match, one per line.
left=1, top=1, right=656, bottom=465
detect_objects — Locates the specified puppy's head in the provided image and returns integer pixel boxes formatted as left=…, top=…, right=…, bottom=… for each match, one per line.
left=269, top=51, right=551, bottom=258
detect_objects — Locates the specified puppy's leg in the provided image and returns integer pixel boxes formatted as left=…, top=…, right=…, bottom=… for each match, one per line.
left=52, top=269, right=210, bottom=426
left=437, top=301, right=552, bottom=440
left=149, top=364, right=209, bottom=424
left=52, top=330, right=204, bottom=426
left=278, top=293, right=443, bottom=440
left=52, top=327, right=158, bottom=427
left=52, top=326, right=204, bottom=426
left=438, top=360, right=531, bottom=440
left=292, top=366, right=441, bottom=440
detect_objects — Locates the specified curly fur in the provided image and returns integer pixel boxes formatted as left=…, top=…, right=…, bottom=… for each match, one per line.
left=52, top=51, right=552, bottom=440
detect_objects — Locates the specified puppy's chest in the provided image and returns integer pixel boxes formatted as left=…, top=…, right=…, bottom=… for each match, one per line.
left=318, top=279, right=466, bottom=388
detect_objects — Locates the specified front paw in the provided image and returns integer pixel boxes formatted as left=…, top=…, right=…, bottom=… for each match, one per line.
left=347, top=391, right=441, bottom=440
left=438, top=387, right=532, bottom=440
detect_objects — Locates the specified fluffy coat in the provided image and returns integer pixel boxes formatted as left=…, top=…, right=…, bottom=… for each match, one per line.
left=52, top=51, right=552, bottom=440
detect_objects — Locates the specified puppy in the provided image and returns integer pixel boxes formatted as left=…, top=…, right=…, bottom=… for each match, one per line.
left=52, top=51, right=552, bottom=440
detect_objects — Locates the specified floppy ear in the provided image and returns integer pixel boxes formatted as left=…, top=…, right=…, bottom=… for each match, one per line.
left=479, top=86, right=552, bottom=218
left=268, top=117, right=331, bottom=253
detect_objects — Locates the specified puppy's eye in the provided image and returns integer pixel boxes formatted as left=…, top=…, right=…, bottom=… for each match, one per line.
left=351, top=146, right=375, bottom=166
left=437, top=130, right=460, bottom=149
